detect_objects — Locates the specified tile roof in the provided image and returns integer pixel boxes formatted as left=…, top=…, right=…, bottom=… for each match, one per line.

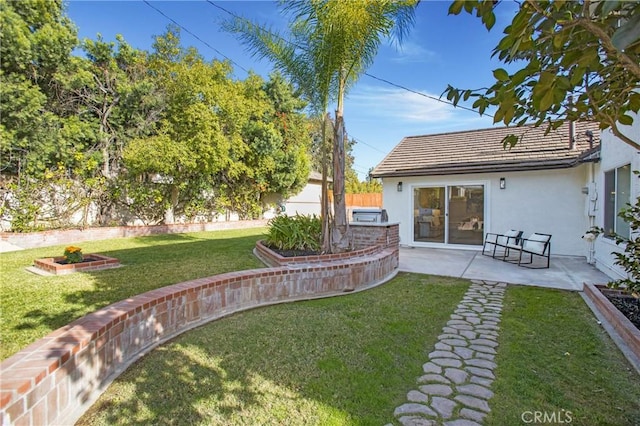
left=309, top=170, right=332, bottom=182
left=371, top=121, right=601, bottom=178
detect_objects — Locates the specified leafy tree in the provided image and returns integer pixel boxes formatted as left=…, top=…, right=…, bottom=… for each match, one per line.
left=74, top=35, right=160, bottom=178
left=0, top=0, right=79, bottom=177
left=444, top=0, right=640, bottom=150
left=227, top=0, right=417, bottom=252
left=124, top=29, right=310, bottom=222
left=0, top=0, right=104, bottom=231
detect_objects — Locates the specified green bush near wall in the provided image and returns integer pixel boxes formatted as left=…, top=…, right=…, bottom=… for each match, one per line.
left=265, top=214, right=322, bottom=252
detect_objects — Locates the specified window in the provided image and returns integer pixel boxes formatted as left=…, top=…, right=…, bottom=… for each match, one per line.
left=604, top=164, right=631, bottom=238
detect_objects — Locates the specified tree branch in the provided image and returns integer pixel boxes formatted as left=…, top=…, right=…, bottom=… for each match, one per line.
left=608, top=121, right=640, bottom=151
left=575, top=18, right=640, bottom=80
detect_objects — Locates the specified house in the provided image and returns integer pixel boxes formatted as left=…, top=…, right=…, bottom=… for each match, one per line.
left=591, top=117, right=639, bottom=280
left=371, top=119, right=638, bottom=280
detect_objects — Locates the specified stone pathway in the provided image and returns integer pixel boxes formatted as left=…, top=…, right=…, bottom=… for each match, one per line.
left=389, top=280, right=506, bottom=426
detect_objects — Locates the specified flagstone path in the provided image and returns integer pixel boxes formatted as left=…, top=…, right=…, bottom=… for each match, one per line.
left=388, top=280, right=507, bottom=426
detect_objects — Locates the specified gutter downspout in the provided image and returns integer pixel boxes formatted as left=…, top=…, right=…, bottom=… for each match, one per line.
left=586, top=130, right=596, bottom=264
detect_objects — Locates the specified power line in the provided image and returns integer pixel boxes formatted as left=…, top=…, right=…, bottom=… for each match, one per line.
left=350, top=136, right=388, bottom=155
left=150, top=1, right=489, bottom=163
left=142, top=0, right=249, bottom=74
left=364, top=73, right=493, bottom=117
left=207, top=0, right=491, bottom=118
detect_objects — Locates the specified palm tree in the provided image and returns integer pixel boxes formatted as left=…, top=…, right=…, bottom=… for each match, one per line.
left=226, top=0, right=417, bottom=252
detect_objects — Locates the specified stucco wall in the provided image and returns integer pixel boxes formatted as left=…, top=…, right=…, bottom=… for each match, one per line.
left=382, top=165, right=592, bottom=256
left=593, top=116, right=640, bottom=280
left=284, top=181, right=323, bottom=216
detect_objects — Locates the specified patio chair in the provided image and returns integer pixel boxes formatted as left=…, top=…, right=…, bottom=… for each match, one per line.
left=503, top=232, right=552, bottom=269
left=482, top=229, right=523, bottom=258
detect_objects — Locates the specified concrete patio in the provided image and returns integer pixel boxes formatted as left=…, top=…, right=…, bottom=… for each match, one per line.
left=399, top=246, right=611, bottom=291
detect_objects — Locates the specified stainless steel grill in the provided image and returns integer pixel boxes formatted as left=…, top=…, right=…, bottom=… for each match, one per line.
left=352, top=208, right=388, bottom=223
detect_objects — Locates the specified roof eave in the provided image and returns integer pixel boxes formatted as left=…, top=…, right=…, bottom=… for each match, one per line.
left=372, top=157, right=598, bottom=178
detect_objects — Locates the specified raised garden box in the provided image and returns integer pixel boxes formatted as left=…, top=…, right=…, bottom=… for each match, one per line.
left=33, top=254, right=120, bottom=275
left=583, top=283, right=640, bottom=362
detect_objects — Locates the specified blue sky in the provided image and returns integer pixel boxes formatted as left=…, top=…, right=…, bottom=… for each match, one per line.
left=66, top=0, right=520, bottom=180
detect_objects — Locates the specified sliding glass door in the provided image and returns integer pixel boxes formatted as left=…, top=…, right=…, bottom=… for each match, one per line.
left=413, top=184, right=485, bottom=246
left=413, top=187, right=445, bottom=243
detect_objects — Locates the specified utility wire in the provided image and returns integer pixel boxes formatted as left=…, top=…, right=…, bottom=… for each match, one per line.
left=142, top=0, right=249, bottom=74
left=351, top=136, right=388, bottom=155
left=364, top=73, right=493, bottom=117
left=144, top=0, right=383, bottom=177
left=207, top=0, right=491, bottom=118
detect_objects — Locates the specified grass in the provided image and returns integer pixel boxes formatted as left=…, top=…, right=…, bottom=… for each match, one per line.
left=3, top=231, right=640, bottom=425
left=77, top=276, right=640, bottom=426
left=0, top=227, right=266, bottom=360
left=77, top=274, right=470, bottom=425
left=487, top=286, right=640, bottom=426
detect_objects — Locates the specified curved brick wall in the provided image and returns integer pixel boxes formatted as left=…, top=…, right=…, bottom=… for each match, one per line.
left=0, top=223, right=399, bottom=425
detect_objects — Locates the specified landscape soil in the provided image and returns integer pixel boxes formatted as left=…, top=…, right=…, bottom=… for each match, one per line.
left=55, top=256, right=99, bottom=265
left=604, top=293, right=640, bottom=331
left=269, top=248, right=322, bottom=257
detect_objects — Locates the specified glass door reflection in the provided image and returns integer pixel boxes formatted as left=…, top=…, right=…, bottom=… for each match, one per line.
left=413, top=187, right=445, bottom=243
left=448, top=185, right=484, bottom=245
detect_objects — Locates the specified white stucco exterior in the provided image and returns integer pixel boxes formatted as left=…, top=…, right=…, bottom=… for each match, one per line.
left=382, top=165, right=593, bottom=256
left=283, top=179, right=323, bottom=217
left=592, top=117, right=640, bottom=279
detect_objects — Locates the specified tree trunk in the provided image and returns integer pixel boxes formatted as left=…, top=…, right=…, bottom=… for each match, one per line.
left=321, top=113, right=331, bottom=253
left=331, top=112, right=349, bottom=252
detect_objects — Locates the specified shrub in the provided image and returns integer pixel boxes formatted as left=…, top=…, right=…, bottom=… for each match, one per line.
left=63, top=246, right=84, bottom=264
left=265, top=214, right=322, bottom=252
left=607, top=198, right=640, bottom=297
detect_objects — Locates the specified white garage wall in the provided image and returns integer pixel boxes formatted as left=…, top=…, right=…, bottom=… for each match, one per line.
left=284, top=181, right=323, bottom=217
left=382, top=165, right=592, bottom=256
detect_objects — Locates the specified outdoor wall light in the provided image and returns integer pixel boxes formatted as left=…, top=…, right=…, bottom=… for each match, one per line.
left=397, top=181, right=403, bottom=192
left=499, top=177, right=506, bottom=189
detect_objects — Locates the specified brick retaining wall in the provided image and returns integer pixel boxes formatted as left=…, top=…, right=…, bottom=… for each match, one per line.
left=0, top=223, right=399, bottom=425
left=0, top=220, right=269, bottom=250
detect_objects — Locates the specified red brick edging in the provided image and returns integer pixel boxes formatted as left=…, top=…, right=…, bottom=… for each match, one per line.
left=33, top=254, right=120, bottom=275
left=0, top=224, right=399, bottom=425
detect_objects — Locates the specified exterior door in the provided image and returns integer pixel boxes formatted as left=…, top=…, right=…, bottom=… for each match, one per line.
left=413, top=187, right=445, bottom=243
left=447, top=185, right=484, bottom=245
left=413, top=184, right=485, bottom=246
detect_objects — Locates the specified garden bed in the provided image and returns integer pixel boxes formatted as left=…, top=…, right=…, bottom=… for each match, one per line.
left=583, top=283, right=640, bottom=362
left=33, top=254, right=120, bottom=275
left=268, top=247, right=323, bottom=258
left=601, top=288, right=640, bottom=331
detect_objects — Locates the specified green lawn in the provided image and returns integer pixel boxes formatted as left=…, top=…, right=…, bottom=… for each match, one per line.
left=77, top=273, right=470, bottom=425
left=0, top=227, right=266, bottom=360
left=2, top=231, right=639, bottom=425
left=487, top=286, right=640, bottom=426
left=77, top=275, right=640, bottom=426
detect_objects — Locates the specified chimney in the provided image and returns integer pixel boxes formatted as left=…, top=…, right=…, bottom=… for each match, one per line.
left=569, top=121, right=576, bottom=150
left=585, top=130, right=594, bottom=149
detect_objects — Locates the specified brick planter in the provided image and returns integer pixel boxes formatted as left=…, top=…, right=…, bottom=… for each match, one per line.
left=33, top=254, right=120, bottom=275
left=0, top=223, right=399, bottom=425
left=583, top=283, right=640, bottom=362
